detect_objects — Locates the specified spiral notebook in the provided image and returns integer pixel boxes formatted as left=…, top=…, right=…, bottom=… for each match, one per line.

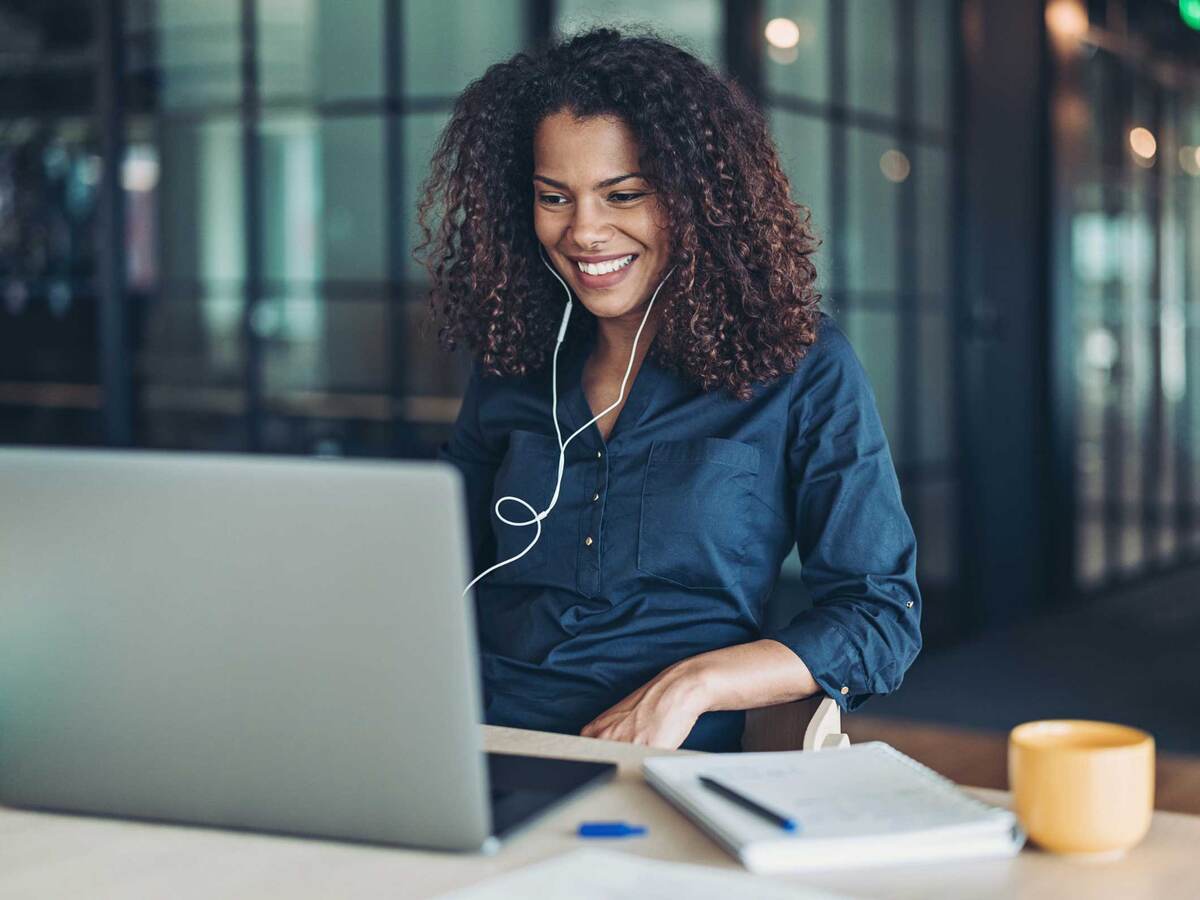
left=642, top=741, right=1025, bottom=874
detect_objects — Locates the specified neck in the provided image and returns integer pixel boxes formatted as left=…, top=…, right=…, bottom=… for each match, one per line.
left=593, top=302, right=661, bottom=370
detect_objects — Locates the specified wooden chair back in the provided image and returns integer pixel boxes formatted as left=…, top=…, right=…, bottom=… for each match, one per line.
left=741, top=695, right=850, bottom=752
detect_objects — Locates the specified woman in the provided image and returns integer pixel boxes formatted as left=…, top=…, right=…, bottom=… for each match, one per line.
left=415, top=27, right=921, bottom=752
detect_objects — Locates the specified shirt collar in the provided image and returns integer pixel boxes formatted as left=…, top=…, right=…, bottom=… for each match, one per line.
left=558, top=321, right=664, bottom=449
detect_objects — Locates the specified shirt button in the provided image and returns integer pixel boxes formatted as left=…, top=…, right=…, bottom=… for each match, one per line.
left=592, top=492, right=600, bottom=502
left=584, top=536, right=594, bottom=547
left=596, top=450, right=603, bottom=459
left=840, top=686, right=850, bottom=696
left=906, top=600, right=914, bottom=608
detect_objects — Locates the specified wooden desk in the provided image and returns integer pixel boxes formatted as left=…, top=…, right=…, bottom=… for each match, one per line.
left=2, top=725, right=1197, bottom=899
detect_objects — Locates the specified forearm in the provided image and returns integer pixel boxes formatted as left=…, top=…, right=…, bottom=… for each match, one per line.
left=581, top=639, right=822, bottom=747
left=668, top=639, right=822, bottom=714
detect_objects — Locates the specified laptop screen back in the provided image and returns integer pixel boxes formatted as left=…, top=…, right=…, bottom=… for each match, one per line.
left=0, top=448, right=492, bottom=850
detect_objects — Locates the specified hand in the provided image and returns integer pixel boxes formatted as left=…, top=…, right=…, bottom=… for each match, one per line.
left=580, top=660, right=710, bottom=750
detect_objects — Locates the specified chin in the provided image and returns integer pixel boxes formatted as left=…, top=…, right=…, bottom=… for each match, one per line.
left=577, top=293, right=645, bottom=320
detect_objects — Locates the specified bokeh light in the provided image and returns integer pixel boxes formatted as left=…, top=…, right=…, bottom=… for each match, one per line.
left=1129, top=126, right=1157, bottom=162
left=1180, top=146, right=1200, bottom=176
left=1045, top=0, right=1088, bottom=40
left=764, top=17, right=801, bottom=50
left=880, top=149, right=911, bottom=183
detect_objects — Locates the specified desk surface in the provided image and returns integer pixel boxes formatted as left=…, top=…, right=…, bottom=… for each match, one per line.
left=2, top=725, right=1197, bottom=899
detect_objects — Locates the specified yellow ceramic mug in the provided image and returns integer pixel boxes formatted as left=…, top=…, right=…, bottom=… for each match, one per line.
left=1008, top=720, right=1154, bottom=858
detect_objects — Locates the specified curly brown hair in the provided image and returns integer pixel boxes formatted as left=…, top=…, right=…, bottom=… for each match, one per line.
left=413, top=26, right=822, bottom=400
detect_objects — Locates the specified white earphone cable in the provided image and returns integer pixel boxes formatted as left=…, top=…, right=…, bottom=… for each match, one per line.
left=461, top=248, right=676, bottom=596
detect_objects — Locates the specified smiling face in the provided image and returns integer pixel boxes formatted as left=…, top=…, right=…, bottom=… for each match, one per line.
left=532, top=112, right=672, bottom=322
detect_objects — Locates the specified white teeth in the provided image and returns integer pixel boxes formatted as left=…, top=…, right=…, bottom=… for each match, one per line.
left=576, top=254, right=635, bottom=276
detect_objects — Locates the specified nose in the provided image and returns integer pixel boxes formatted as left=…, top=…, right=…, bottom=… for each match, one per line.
left=568, top=196, right=614, bottom=250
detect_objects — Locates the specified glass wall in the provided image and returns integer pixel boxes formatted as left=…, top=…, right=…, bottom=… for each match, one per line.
left=117, top=0, right=527, bottom=454
left=1051, top=4, right=1200, bottom=591
left=0, top=2, right=104, bottom=444
left=763, top=0, right=961, bottom=633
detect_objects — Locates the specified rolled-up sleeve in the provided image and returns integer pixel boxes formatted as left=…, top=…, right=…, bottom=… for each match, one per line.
left=436, top=362, right=502, bottom=575
left=764, top=325, right=922, bottom=712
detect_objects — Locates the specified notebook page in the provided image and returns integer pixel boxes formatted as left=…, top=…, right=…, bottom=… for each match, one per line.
left=697, top=743, right=1010, bottom=841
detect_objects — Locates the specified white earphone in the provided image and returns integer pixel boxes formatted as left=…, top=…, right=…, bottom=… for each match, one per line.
left=461, top=247, right=677, bottom=596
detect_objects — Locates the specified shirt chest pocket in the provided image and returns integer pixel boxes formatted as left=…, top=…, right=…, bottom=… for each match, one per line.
left=637, top=437, right=761, bottom=590
left=488, top=429, right=562, bottom=581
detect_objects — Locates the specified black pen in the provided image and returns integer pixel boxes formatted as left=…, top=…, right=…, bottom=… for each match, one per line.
left=698, top=775, right=800, bottom=832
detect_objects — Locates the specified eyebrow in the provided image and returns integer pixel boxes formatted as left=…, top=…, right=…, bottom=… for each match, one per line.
left=532, top=172, right=644, bottom=190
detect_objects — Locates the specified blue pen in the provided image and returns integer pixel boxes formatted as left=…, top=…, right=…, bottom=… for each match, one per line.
left=698, top=775, right=799, bottom=832
left=578, top=821, right=648, bottom=838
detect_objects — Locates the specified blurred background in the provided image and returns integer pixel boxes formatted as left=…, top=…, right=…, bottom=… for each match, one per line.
left=2, top=0, right=1198, bottom=805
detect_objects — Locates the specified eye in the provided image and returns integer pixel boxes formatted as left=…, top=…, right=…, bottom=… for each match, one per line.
left=537, top=193, right=567, bottom=206
left=610, top=192, right=645, bottom=203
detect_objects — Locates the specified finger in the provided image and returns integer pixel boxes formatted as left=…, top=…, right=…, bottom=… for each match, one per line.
left=595, top=721, right=631, bottom=743
left=583, top=716, right=618, bottom=740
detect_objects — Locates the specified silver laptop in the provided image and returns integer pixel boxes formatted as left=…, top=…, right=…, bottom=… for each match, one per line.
left=0, top=447, right=612, bottom=851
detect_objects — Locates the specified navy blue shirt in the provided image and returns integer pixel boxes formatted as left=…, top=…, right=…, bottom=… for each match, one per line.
left=437, top=312, right=921, bottom=751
